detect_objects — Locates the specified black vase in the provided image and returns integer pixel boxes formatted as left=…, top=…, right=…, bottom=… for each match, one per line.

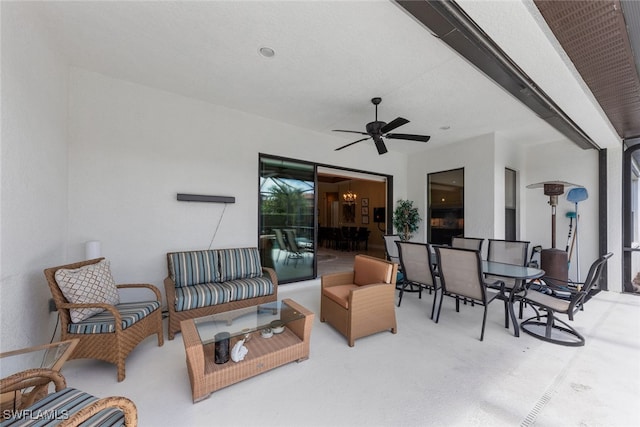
left=214, top=332, right=230, bottom=364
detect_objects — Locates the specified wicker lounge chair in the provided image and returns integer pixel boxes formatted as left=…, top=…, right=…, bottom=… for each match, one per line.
left=1, top=368, right=137, bottom=426
left=44, top=258, right=164, bottom=382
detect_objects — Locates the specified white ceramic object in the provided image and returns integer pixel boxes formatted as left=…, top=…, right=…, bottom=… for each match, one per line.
left=231, top=339, right=248, bottom=362
left=271, top=320, right=285, bottom=334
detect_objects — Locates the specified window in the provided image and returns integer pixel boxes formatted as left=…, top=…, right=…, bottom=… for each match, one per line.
left=428, top=168, right=464, bottom=245
left=505, top=168, right=517, bottom=240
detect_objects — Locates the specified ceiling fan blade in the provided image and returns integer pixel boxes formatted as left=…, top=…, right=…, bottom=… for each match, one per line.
left=381, top=117, right=409, bottom=134
left=385, top=133, right=431, bottom=143
left=335, top=137, right=371, bottom=151
left=332, top=129, right=369, bottom=135
left=374, top=137, right=388, bottom=155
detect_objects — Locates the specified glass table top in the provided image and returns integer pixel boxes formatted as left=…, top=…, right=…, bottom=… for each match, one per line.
left=482, top=260, right=545, bottom=280
left=193, top=300, right=305, bottom=345
left=0, top=340, right=78, bottom=378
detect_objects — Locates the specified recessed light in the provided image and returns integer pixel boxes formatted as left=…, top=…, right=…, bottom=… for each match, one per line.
left=259, top=47, right=275, bottom=58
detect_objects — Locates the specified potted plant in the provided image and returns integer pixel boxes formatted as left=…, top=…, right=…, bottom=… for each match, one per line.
left=393, top=199, right=421, bottom=241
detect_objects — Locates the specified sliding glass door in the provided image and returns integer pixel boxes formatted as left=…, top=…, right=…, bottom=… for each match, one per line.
left=259, top=156, right=316, bottom=283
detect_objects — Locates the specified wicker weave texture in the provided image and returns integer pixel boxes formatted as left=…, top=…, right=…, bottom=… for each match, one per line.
left=44, top=258, right=164, bottom=382
left=320, top=255, right=398, bottom=347
left=181, top=298, right=313, bottom=402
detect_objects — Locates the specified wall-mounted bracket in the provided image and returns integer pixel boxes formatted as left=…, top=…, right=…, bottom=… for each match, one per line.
left=177, top=194, right=235, bottom=203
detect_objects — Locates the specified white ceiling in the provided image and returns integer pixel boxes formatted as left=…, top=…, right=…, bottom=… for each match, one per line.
left=33, top=0, right=592, bottom=155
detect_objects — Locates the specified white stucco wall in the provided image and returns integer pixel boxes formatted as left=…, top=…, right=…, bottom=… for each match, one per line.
left=406, top=130, right=605, bottom=284
left=66, top=68, right=408, bottom=304
left=1, top=2, right=69, bottom=349
left=406, top=133, right=497, bottom=252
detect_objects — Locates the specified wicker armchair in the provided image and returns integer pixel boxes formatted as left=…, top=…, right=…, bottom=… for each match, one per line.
left=1, top=368, right=137, bottom=426
left=320, top=254, right=398, bottom=346
left=44, top=258, right=164, bottom=382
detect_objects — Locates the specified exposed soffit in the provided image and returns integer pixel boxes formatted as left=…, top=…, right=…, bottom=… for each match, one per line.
left=397, top=0, right=600, bottom=150
left=535, top=0, right=640, bottom=141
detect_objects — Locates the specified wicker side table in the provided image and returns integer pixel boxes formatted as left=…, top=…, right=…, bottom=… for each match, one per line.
left=181, top=298, right=313, bottom=402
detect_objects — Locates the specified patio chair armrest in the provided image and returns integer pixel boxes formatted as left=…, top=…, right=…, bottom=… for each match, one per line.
left=58, top=302, right=118, bottom=312
left=321, top=271, right=355, bottom=289
left=540, top=276, right=584, bottom=291
left=59, top=396, right=137, bottom=427
left=349, top=283, right=395, bottom=315
left=117, top=283, right=162, bottom=301
left=0, top=368, right=67, bottom=395
left=262, top=267, right=278, bottom=286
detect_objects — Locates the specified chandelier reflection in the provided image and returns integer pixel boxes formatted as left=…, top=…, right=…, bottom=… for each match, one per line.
left=343, top=189, right=357, bottom=205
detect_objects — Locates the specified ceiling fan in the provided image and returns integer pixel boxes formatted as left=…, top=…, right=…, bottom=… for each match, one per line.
left=333, top=97, right=431, bottom=155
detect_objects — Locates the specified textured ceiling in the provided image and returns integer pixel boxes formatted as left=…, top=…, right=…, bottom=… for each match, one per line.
left=25, top=0, right=628, bottom=154
left=535, top=0, right=640, bottom=140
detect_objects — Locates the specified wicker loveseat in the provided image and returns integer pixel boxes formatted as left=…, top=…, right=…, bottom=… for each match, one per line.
left=164, top=247, right=278, bottom=340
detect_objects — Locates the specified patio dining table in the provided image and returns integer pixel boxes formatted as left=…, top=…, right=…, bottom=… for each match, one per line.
left=482, top=260, right=545, bottom=337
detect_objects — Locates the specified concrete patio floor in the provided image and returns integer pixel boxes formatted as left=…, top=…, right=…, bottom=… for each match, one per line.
left=60, top=272, right=640, bottom=427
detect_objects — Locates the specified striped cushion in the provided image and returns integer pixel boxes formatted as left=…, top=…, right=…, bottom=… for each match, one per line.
left=173, top=274, right=274, bottom=311
left=174, top=283, right=232, bottom=312
left=223, top=275, right=274, bottom=302
left=67, top=301, right=160, bottom=334
left=218, top=248, right=262, bottom=282
left=168, top=251, right=221, bottom=287
left=1, top=387, right=125, bottom=427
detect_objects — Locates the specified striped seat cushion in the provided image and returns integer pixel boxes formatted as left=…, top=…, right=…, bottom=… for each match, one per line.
left=224, top=275, right=274, bottom=302
left=67, top=301, right=160, bottom=334
left=218, top=248, right=262, bottom=282
left=168, top=250, right=221, bottom=287
left=174, top=282, right=232, bottom=312
left=1, top=387, right=125, bottom=427
left=174, top=274, right=274, bottom=311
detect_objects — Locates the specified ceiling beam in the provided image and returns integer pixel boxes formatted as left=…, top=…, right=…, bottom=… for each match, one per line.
left=395, top=0, right=600, bottom=150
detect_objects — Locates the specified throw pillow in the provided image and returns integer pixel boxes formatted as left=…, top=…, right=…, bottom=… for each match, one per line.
left=55, top=259, right=120, bottom=323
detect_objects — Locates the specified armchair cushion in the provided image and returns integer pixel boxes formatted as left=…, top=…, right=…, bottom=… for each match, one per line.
left=323, top=284, right=358, bottom=309
left=67, top=301, right=161, bottom=334
left=55, top=259, right=120, bottom=323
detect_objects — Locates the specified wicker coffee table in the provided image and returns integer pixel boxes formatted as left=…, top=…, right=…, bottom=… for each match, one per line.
left=181, top=298, right=314, bottom=402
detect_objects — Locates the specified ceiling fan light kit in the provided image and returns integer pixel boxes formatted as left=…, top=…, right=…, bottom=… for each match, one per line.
left=333, top=97, right=431, bottom=155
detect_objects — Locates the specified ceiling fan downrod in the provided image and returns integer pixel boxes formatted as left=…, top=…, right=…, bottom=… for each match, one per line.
left=372, top=97, right=381, bottom=122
